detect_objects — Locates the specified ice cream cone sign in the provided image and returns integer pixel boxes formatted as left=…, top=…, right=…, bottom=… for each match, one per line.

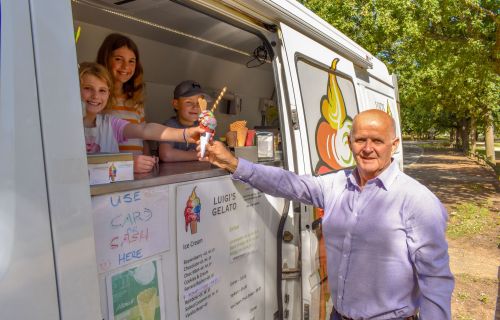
left=386, top=100, right=392, bottom=117
left=184, top=187, right=201, bottom=234
left=315, top=58, right=355, bottom=174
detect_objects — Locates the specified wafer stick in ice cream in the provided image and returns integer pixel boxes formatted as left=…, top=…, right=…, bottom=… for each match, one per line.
left=198, top=96, right=208, bottom=112
left=211, top=86, right=227, bottom=112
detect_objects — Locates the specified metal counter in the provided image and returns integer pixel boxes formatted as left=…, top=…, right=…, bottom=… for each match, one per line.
left=90, top=160, right=282, bottom=196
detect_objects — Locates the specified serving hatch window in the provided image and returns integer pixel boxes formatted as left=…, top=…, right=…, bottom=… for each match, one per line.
left=296, top=58, right=359, bottom=175
left=71, top=0, right=276, bottom=164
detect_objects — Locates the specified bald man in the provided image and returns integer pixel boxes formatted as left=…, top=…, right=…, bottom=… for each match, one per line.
left=201, top=110, right=454, bottom=320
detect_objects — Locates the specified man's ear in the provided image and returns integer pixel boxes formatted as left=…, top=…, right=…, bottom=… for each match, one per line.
left=391, top=137, right=400, bottom=154
left=347, top=135, right=353, bottom=152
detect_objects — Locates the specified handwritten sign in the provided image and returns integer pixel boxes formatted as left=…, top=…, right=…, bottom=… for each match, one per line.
left=92, top=185, right=170, bottom=273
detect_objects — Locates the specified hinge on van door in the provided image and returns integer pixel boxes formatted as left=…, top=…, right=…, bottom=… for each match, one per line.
left=291, top=109, right=299, bottom=130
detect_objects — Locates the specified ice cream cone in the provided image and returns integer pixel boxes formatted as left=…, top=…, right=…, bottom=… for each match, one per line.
left=236, top=127, right=248, bottom=147
left=200, top=131, right=212, bottom=158
left=190, top=220, right=197, bottom=234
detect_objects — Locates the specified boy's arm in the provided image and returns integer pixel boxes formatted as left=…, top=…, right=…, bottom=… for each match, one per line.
left=159, top=143, right=198, bottom=162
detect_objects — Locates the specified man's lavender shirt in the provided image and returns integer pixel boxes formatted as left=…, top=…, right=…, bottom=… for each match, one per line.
left=233, top=159, right=454, bottom=320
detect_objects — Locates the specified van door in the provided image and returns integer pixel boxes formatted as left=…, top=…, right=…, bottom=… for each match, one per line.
left=0, top=1, right=60, bottom=318
left=277, top=23, right=365, bottom=320
left=0, top=0, right=102, bottom=319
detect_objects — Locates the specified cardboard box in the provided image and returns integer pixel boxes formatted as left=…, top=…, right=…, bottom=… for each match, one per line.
left=87, top=153, right=133, bottom=185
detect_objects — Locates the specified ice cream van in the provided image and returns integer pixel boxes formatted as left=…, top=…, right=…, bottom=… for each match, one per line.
left=0, top=0, right=402, bottom=319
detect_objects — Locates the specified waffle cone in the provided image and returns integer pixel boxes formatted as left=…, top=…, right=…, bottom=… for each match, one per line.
left=236, top=127, right=248, bottom=147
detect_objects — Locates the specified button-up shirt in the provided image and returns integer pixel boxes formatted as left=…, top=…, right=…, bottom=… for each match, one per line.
left=233, top=159, right=454, bottom=320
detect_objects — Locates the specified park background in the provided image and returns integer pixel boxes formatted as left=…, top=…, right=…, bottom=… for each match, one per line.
left=298, top=1, right=499, bottom=319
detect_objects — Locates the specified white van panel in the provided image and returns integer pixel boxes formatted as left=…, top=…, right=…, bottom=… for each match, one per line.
left=93, top=176, right=282, bottom=320
left=0, top=1, right=59, bottom=319
left=28, top=0, right=102, bottom=319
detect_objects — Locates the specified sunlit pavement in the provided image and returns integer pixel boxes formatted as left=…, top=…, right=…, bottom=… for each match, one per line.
left=402, top=141, right=423, bottom=168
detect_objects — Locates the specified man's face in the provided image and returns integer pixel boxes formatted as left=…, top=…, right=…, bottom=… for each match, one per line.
left=173, top=95, right=202, bottom=126
left=348, top=116, right=399, bottom=181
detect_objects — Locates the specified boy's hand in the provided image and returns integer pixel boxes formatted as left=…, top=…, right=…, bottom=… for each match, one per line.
left=185, top=127, right=204, bottom=143
left=197, top=141, right=239, bottom=173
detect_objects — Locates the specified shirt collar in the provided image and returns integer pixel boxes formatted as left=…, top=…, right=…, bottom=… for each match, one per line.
left=347, top=159, right=400, bottom=190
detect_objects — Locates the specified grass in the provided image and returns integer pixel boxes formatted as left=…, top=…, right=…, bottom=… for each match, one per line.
left=447, top=202, right=494, bottom=239
left=417, top=142, right=452, bottom=149
left=475, top=142, right=500, bottom=149
left=475, top=149, right=500, bottom=157
left=456, top=291, right=470, bottom=301
left=478, top=292, right=488, bottom=304
left=453, top=273, right=498, bottom=320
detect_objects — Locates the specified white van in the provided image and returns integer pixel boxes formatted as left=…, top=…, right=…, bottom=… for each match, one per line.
left=0, top=1, right=402, bottom=319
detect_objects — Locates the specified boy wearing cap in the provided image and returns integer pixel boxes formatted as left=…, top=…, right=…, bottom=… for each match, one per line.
left=159, top=80, right=205, bottom=162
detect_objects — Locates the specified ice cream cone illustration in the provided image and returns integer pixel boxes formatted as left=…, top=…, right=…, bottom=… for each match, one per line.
left=109, top=163, right=117, bottom=182
left=137, top=287, right=157, bottom=320
left=184, top=187, right=201, bottom=234
left=386, top=100, right=392, bottom=117
left=315, top=58, right=354, bottom=174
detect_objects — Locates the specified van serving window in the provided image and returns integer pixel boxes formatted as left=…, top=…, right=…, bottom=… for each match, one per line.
left=296, top=58, right=359, bottom=176
left=72, top=0, right=277, bottom=192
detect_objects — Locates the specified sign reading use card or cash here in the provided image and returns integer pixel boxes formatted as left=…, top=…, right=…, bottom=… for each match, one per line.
left=92, top=185, right=170, bottom=273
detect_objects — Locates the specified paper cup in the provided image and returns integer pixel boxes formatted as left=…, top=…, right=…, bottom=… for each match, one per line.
left=200, top=132, right=212, bottom=158
left=226, top=131, right=237, bottom=147
left=137, top=287, right=157, bottom=320
left=245, top=130, right=256, bottom=146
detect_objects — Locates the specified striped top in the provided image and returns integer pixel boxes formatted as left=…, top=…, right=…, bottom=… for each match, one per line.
left=110, top=99, right=146, bottom=154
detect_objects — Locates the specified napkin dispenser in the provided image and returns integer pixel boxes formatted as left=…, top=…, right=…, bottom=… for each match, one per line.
left=256, top=131, right=274, bottom=161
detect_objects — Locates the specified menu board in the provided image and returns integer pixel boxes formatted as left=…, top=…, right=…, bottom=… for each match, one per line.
left=176, top=178, right=266, bottom=320
left=92, top=185, right=170, bottom=273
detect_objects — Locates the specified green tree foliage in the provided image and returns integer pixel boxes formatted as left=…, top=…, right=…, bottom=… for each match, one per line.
left=299, top=0, right=499, bottom=148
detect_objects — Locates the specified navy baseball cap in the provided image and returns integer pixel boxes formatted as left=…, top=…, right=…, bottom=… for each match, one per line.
left=174, top=80, right=204, bottom=99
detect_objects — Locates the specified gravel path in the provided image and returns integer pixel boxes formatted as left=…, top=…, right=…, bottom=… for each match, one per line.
left=402, top=145, right=499, bottom=319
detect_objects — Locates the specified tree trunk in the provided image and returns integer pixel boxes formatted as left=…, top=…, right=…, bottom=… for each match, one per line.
left=469, top=118, right=477, bottom=154
left=460, top=118, right=470, bottom=153
left=455, top=126, right=461, bottom=150
left=485, top=113, right=496, bottom=163
left=450, top=127, right=455, bottom=148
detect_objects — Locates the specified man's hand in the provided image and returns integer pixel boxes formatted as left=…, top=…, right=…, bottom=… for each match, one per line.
left=198, top=141, right=239, bottom=173
left=133, top=154, right=157, bottom=173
